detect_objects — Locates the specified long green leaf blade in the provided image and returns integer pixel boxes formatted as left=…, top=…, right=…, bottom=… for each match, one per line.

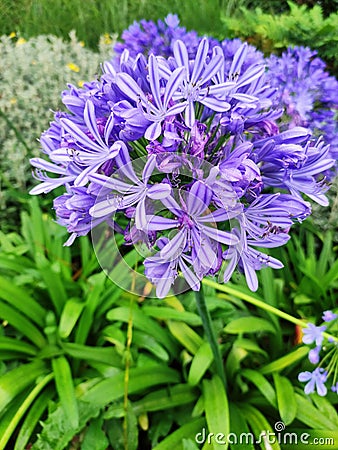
left=273, top=373, right=297, bottom=425
left=52, top=356, right=79, bottom=429
left=203, top=375, right=230, bottom=450
left=0, top=300, right=46, bottom=348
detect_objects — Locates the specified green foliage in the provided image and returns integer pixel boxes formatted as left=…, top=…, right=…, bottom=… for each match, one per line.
left=1, top=199, right=337, bottom=448
left=221, top=1, right=338, bottom=75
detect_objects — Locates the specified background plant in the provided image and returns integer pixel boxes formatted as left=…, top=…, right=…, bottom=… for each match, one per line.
left=0, top=32, right=112, bottom=231
left=1, top=199, right=337, bottom=449
left=221, top=1, right=338, bottom=76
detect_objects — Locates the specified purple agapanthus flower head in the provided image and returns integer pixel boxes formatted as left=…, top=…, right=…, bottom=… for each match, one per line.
left=29, top=16, right=338, bottom=298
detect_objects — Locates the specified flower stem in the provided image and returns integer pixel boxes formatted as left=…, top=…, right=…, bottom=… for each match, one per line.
left=195, top=285, right=226, bottom=386
left=202, top=278, right=338, bottom=343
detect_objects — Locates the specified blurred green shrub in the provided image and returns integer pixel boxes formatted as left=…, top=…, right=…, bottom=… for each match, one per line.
left=221, top=1, right=338, bottom=76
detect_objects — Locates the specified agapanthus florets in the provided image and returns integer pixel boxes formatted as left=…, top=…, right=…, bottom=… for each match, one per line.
left=30, top=16, right=336, bottom=298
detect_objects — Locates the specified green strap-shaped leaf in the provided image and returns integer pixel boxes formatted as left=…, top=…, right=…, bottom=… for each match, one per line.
left=107, top=306, right=178, bottom=355
left=38, top=261, right=67, bottom=316
left=0, top=276, right=45, bottom=327
left=311, top=393, right=338, bottom=427
left=143, top=306, right=202, bottom=326
left=0, top=300, right=46, bottom=348
left=0, top=373, right=53, bottom=450
left=104, top=384, right=198, bottom=418
left=52, top=356, right=79, bottom=429
left=295, top=394, right=337, bottom=429
left=224, top=317, right=276, bottom=334
left=168, top=321, right=203, bottom=355
left=188, top=342, right=213, bottom=386
left=132, top=330, right=169, bottom=362
left=82, top=366, right=180, bottom=407
left=153, top=418, right=206, bottom=450
left=0, top=360, right=47, bottom=411
left=14, top=386, right=55, bottom=450
left=273, top=373, right=297, bottom=425
left=62, top=342, right=123, bottom=367
left=58, top=298, right=85, bottom=339
left=0, top=337, right=37, bottom=356
left=259, top=346, right=309, bottom=374
left=229, top=403, right=255, bottom=450
left=241, top=369, right=277, bottom=408
left=203, top=375, right=230, bottom=450
left=238, top=403, right=281, bottom=450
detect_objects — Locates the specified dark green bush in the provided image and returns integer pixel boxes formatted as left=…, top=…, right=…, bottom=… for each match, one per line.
left=221, top=1, right=338, bottom=76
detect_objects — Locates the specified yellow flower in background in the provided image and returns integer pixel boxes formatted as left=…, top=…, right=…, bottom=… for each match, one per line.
left=10, top=98, right=17, bottom=105
left=79, top=41, right=85, bottom=47
left=102, top=33, right=113, bottom=45
left=66, top=62, right=80, bottom=72
left=16, top=37, right=26, bottom=46
left=78, top=80, right=85, bottom=88
left=9, top=32, right=16, bottom=38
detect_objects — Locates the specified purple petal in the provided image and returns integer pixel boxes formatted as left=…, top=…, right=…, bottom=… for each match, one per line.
left=207, top=82, right=236, bottom=96
left=200, top=97, right=230, bottom=112
left=231, top=93, right=258, bottom=103
left=135, top=196, right=147, bottom=230
left=148, top=54, right=162, bottom=109
left=89, top=197, right=119, bottom=217
left=223, top=251, right=239, bottom=283
left=60, top=118, right=103, bottom=153
left=161, top=195, right=183, bottom=216
left=163, top=67, right=186, bottom=108
left=316, top=380, right=327, bottom=397
left=187, top=181, right=212, bottom=217
left=191, top=38, right=209, bottom=84
left=30, top=158, right=67, bottom=174
left=145, top=121, right=162, bottom=141
left=142, top=155, right=157, bottom=183
left=298, top=371, right=312, bottom=382
left=29, top=176, right=74, bottom=194
left=160, top=229, right=186, bottom=260
left=74, top=161, right=105, bottom=187
left=202, top=226, right=239, bottom=245
left=114, top=141, right=140, bottom=184
left=165, top=101, right=188, bottom=116
left=201, top=55, right=223, bottom=85
left=229, top=43, right=248, bottom=76
left=173, top=40, right=190, bottom=75
left=147, top=183, right=172, bottom=199
left=179, top=258, right=200, bottom=291
left=147, top=215, right=179, bottom=231
left=242, top=257, right=259, bottom=291
left=115, top=73, right=146, bottom=103
left=156, top=266, right=175, bottom=298
left=185, top=102, right=195, bottom=128
left=236, top=65, right=264, bottom=89
left=84, top=100, right=105, bottom=147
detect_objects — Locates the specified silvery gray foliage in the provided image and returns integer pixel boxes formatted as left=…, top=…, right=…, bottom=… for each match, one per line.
left=0, top=31, right=114, bottom=194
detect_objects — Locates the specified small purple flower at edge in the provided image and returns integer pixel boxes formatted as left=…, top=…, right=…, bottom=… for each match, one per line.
left=302, top=323, right=326, bottom=346
left=322, top=310, right=338, bottom=322
left=298, top=367, right=328, bottom=396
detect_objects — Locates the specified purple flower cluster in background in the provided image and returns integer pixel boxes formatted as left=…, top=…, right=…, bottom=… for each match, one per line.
left=266, top=47, right=338, bottom=163
left=30, top=15, right=337, bottom=298
left=298, top=311, right=338, bottom=396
